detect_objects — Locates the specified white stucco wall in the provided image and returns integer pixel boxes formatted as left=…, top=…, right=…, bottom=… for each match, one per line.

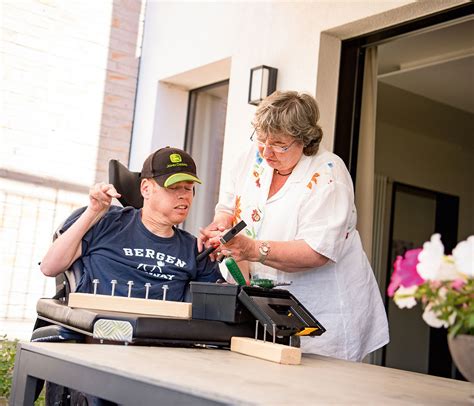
left=130, top=0, right=415, bottom=177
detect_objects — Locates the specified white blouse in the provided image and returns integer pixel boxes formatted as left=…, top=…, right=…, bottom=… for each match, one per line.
left=216, top=145, right=389, bottom=361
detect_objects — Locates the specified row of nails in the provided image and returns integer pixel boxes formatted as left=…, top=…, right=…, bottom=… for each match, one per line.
left=91, top=279, right=168, bottom=300
left=255, top=320, right=278, bottom=344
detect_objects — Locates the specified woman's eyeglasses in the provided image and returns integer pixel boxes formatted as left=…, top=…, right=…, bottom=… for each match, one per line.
left=250, top=130, right=298, bottom=154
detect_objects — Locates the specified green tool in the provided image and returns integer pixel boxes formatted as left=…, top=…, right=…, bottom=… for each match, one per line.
left=250, top=278, right=292, bottom=289
left=224, top=257, right=247, bottom=286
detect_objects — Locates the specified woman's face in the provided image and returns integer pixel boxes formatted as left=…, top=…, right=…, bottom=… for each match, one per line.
left=256, top=132, right=304, bottom=172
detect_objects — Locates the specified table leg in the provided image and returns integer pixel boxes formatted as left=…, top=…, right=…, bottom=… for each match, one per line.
left=10, top=343, right=38, bottom=406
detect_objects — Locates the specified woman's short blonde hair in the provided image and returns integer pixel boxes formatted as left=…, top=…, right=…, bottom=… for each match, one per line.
left=252, top=91, right=323, bottom=156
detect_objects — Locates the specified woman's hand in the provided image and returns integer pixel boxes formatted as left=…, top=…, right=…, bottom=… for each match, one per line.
left=210, top=234, right=258, bottom=263
left=88, top=183, right=121, bottom=215
left=197, top=222, right=227, bottom=261
left=197, top=212, right=234, bottom=260
left=213, top=235, right=329, bottom=272
left=198, top=222, right=226, bottom=249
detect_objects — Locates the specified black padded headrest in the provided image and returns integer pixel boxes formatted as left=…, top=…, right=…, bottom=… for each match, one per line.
left=108, top=159, right=143, bottom=209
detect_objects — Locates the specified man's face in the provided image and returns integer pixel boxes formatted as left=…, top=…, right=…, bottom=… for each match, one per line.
left=143, top=179, right=194, bottom=226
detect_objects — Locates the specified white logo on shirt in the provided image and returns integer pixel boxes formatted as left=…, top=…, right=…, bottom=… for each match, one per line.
left=123, top=247, right=187, bottom=280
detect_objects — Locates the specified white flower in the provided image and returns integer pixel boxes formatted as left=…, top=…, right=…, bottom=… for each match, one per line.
left=436, top=259, right=461, bottom=281
left=417, top=234, right=458, bottom=281
left=422, top=303, right=456, bottom=328
left=452, top=235, right=474, bottom=277
left=393, top=286, right=417, bottom=309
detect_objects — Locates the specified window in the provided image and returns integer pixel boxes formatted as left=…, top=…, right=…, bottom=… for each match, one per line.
left=183, top=80, right=229, bottom=235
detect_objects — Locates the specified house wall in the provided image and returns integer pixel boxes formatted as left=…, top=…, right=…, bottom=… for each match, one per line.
left=0, top=0, right=144, bottom=337
left=130, top=0, right=416, bottom=181
left=376, top=83, right=474, bottom=241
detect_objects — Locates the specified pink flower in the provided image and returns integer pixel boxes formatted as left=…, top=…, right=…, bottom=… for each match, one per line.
left=451, top=278, right=466, bottom=290
left=387, top=248, right=424, bottom=297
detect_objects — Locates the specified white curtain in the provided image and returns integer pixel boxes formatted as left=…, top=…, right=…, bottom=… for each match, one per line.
left=355, top=47, right=378, bottom=262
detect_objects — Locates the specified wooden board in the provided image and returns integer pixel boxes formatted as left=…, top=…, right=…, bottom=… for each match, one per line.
left=68, top=292, right=192, bottom=319
left=231, top=336, right=301, bottom=365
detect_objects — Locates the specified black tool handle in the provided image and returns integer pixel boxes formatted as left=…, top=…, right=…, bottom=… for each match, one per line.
left=196, top=245, right=217, bottom=262
left=196, top=220, right=247, bottom=262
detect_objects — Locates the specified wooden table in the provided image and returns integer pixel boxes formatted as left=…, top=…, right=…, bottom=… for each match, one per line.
left=10, top=342, right=473, bottom=405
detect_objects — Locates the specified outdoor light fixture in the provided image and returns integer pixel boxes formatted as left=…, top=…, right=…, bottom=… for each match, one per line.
left=248, top=65, right=278, bottom=106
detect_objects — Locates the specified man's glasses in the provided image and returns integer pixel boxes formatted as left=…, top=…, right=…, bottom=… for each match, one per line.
left=250, top=130, right=298, bottom=154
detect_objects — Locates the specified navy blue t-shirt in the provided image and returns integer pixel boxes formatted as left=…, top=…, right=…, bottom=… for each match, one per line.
left=61, top=206, right=222, bottom=301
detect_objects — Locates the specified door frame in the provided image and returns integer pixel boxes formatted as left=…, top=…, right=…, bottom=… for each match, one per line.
left=315, top=1, right=472, bottom=176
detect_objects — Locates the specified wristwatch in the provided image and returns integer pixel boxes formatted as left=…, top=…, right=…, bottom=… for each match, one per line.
left=258, top=241, right=270, bottom=264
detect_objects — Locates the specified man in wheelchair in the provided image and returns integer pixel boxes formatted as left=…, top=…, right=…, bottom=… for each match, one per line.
left=40, top=146, right=222, bottom=301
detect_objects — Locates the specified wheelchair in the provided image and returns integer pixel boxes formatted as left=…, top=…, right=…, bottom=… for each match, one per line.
left=30, top=160, right=142, bottom=405
left=32, top=160, right=142, bottom=340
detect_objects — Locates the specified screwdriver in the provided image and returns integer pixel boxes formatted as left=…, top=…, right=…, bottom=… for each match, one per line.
left=224, top=257, right=248, bottom=286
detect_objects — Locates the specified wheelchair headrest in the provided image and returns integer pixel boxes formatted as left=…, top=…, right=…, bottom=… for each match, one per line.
left=108, top=159, right=143, bottom=208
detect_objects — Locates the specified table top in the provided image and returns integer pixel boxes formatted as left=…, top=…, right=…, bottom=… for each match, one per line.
left=20, top=342, right=473, bottom=405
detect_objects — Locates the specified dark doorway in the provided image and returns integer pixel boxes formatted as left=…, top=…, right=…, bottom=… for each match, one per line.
left=383, top=183, right=460, bottom=378
left=331, top=2, right=473, bottom=378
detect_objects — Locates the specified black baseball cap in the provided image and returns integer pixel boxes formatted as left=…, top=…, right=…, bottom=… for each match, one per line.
left=140, top=147, right=202, bottom=187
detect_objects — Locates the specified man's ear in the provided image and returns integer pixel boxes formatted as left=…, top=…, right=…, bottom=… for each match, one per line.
left=141, top=178, right=153, bottom=199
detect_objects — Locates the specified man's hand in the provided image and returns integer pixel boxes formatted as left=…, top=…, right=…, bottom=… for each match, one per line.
left=89, top=183, right=121, bottom=214
left=41, top=183, right=121, bottom=278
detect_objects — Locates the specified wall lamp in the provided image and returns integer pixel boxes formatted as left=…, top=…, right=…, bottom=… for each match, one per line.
left=248, top=65, right=278, bottom=106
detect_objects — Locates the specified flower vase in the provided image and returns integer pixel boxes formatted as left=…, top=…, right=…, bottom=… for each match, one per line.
left=448, top=334, right=474, bottom=382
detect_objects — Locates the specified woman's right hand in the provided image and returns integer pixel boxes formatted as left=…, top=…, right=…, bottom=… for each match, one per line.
left=198, top=222, right=227, bottom=254
left=197, top=213, right=234, bottom=255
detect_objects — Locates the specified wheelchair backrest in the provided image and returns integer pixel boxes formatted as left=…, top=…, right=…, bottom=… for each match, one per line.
left=108, top=159, right=143, bottom=208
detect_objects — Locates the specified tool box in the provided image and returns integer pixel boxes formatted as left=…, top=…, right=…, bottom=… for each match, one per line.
left=190, top=282, right=325, bottom=338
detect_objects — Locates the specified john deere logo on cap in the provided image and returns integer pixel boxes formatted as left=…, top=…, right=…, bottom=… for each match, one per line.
left=170, top=153, right=182, bottom=163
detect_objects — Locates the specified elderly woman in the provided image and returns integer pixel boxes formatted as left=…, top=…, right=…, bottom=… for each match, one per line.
left=200, top=91, right=389, bottom=361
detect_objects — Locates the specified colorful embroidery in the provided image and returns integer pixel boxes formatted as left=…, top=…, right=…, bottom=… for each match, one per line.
left=306, top=172, right=320, bottom=190
left=252, top=151, right=265, bottom=188
left=245, top=227, right=257, bottom=239
left=233, top=195, right=242, bottom=225
left=251, top=208, right=261, bottom=223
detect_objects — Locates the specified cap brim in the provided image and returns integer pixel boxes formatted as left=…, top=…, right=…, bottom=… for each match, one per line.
left=163, top=173, right=202, bottom=188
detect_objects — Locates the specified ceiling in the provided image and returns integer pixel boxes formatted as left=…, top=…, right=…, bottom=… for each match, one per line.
left=377, top=17, right=474, bottom=114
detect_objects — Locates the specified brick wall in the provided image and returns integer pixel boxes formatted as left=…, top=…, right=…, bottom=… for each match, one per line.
left=0, top=0, right=145, bottom=334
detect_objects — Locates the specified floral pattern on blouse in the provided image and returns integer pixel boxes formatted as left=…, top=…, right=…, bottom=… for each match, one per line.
left=307, top=162, right=337, bottom=189
left=252, top=151, right=265, bottom=188
left=245, top=226, right=257, bottom=239
left=306, top=172, right=320, bottom=189
left=233, top=195, right=242, bottom=225
left=251, top=208, right=262, bottom=223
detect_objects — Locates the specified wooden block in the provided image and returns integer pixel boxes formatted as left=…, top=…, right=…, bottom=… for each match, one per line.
left=68, top=293, right=192, bottom=319
left=231, top=336, right=301, bottom=365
